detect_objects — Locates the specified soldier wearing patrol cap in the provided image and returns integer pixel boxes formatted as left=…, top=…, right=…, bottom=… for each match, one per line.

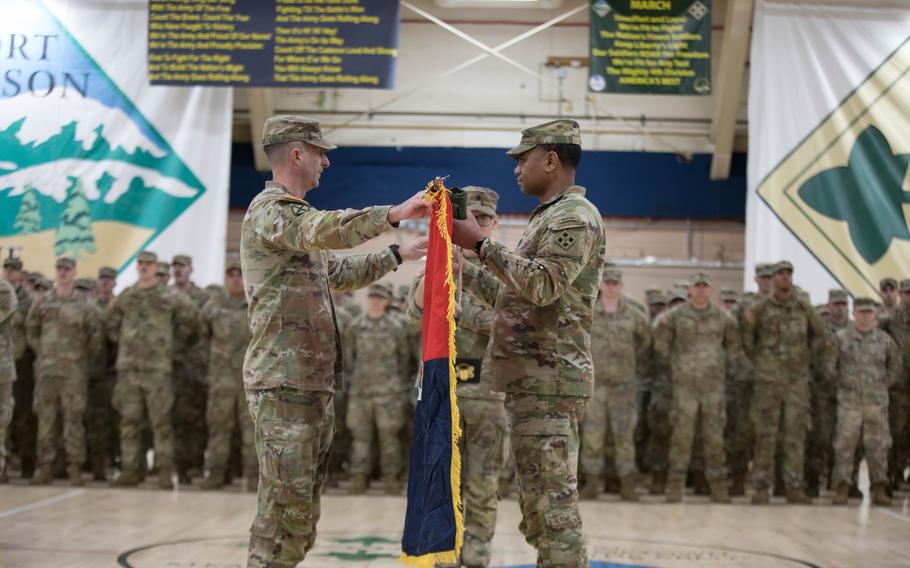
left=95, top=267, right=117, bottom=309
left=720, top=288, right=739, bottom=312
left=3, top=257, right=37, bottom=479
left=156, top=261, right=170, bottom=286
left=878, top=277, right=899, bottom=318
left=0, top=275, right=16, bottom=482
left=241, top=115, right=430, bottom=566
left=654, top=272, right=740, bottom=503
left=826, top=297, right=901, bottom=505
left=452, top=118, right=605, bottom=566
left=878, top=279, right=910, bottom=494
left=643, top=288, right=673, bottom=494
left=742, top=261, right=826, bottom=504
left=26, top=257, right=104, bottom=486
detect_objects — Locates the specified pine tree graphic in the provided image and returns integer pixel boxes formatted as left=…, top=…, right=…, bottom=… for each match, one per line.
left=55, top=177, right=96, bottom=258
left=14, top=184, right=42, bottom=234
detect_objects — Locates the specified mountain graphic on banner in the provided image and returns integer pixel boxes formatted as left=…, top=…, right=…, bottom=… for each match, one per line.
left=0, top=0, right=204, bottom=277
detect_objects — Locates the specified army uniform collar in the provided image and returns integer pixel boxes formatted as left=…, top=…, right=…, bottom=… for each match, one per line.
left=769, top=293, right=797, bottom=307
left=265, top=180, right=310, bottom=205
left=530, top=185, right=586, bottom=220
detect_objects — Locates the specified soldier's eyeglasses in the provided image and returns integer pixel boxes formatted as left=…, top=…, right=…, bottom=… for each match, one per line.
left=475, top=215, right=493, bottom=227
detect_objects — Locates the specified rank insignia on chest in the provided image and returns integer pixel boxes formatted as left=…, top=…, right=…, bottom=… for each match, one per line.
left=555, top=231, right=577, bottom=250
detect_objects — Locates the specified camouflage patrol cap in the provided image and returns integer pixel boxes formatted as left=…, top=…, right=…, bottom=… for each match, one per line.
left=137, top=251, right=157, bottom=263
left=755, top=263, right=774, bottom=278
left=98, top=266, right=117, bottom=279
left=156, top=261, right=170, bottom=276
left=55, top=257, right=76, bottom=270
left=772, top=261, right=794, bottom=275
left=367, top=283, right=391, bottom=299
left=602, top=268, right=623, bottom=282
left=172, top=254, right=192, bottom=266
left=464, top=186, right=500, bottom=217
left=828, top=288, right=849, bottom=304
left=647, top=290, right=667, bottom=305
left=669, top=290, right=688, bottom=303
left=854, top=297, right=877, bottom=311
left=225, top=259, right=242, bottom=272
left=506, top=119, right=581, bottom=158
left=262, top=115, right=337, bottom=151
left=689, top=272, right=711, bottom=286
left=900, top=279, right=910, bottom=293
left=25, top=272, right=43, bottom=283
left=2, top=257, right=22, bottom=270
left=879, top=277, right=897, bottom=290
left=815, top=304, right=830, bottom=316
left=74, top=278, right=95, bottom=291
left=720, top=288, right=739, bottom=302
left=34, top=277, right=51, bottom=290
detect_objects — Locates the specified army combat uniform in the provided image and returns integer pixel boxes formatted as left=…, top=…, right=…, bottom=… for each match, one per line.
left=242, top=116, right=406, bottom=567
left=0, top=279, right=18, bottom=480
left=461, top=118, right=605, bottom=568
left=7, top=258, right=37, bottom=479
left=878, top=282, right=910, bottom=492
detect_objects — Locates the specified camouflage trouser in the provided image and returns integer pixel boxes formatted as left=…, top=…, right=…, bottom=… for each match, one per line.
left=328, top=379, right=350, bottom=477
left=646, top=389, right=672, bottom=474
left=0, top=378, right=13, bottom=468
left=172, top=364, right=207, bottom=473
left=460, top=397, right=507, bottom=567
left=724, top=380, right=754, bottom=479
left=205, top=380, right=256, bottom=473
left=500, top=428, right=515, bottom=485
left=33, top=376, right=88, bottom=467
left=887, top=386, right=910, bottom=485
left=86, top=367, right=117, bottom=467
left=635, top=383, right=651, bottom=473
left=246, top=388, right=334, bottom=568
left=806, top=380, right=836, bottom=483
left=11, top=352, right=36, bottom=470
left=508, top=393, right=587, bottom=568
left=346, top=392, right=405, bottom=476
left=580, top=383, right=636, bottom=478
left=113, top=371, right=175, bottom=472
left=833, top=397, right=891, bottom=486
left=669, top=387, right=726, bottom=483
left=751, top=377, right=810, bottom=491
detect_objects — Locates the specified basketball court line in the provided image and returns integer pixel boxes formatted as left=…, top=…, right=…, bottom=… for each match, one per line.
left=0, top=489, right=86, bottom=519
left=875, top=507, right=910, bottom=525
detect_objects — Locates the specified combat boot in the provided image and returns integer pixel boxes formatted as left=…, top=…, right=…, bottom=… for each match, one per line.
left=650, top=471, right=667, bottom=495
left=244, top=468, right=258, bottom=492
left=580, top=474, right=602, bottom=500
left=158, top=465, right=174, bottom=490
left=29, top=464, right=53, bottom=485
left=91, top=456, right=107, bottom=482
left=202, top=468, right=225, bottom=490
left=805, top=471, right=820, bottom=498
left=730, top=474, right=746, bottom=497
left=0, top=459, right=7, bottom=484
left=67, top=464, right=84, bottom=487
left=620, top=475, right=638, bottom=502
left=832, top=483, right=849, bottom=505
left=112, top=469, right=141, bottom=487
left=604, top=475, right=621, bottom=494
left=709, top=479, right=731, bottom=504
left=751, top=487, right=770, bottom=505
left=786, top=488, right=811, bottom=504
left=872, top=483, right=892, bottom=506
left=666, top=480, right=684, bottom=503
left=349, top=473, right=368, bottom=495
left=692, top=471, right=709, bottom=496
left=384, top=473, right=401, bottom=495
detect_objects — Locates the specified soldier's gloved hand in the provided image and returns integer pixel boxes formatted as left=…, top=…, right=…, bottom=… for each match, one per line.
left=451, top=210, right=484, bottom=250
left=389, top=191, right=433, bottom=225
left=399, top=237, right=429, bottom=262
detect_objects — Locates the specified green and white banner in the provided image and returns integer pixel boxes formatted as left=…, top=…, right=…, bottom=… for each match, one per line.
left=746, top=1, right=910, bottom=301
left=0, top=0, right=232, bottom=287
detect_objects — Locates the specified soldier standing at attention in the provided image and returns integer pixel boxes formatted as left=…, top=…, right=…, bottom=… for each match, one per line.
left=0, top=277, right=18, bottom=483
left=452, top=119, right=605, bottom=567
left=95, top=267, right=117, bottom=309
left=644, top=289, right=673, bottom=495
left=241, top=115, right=429, bottom=567
left=579, top=268, right=651, bottom=502
left=878, top=277, right=899, bottom=319
left=345, top=283, right=411, bottom=495
left=654, top=272, right=740, bottom=503
left=106, top=251, right=200, bottom=489
left=743, top=261, right=826, bottom=504
left=26, top=258, right=103, bottom=486
left=877, top=278, right=910, bottom=493
left=5, top=257, right=36, bottom=480
left=826, top=298, right=901, bottom=505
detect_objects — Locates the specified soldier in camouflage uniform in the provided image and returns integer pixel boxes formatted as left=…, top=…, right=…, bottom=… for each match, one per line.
left=878, top=277, right=899, bottom=320
left=643, top=289, right=673, bottom=494
left=5, top=257, right=36, bottom=479
left=344, top=283, right=411, bottom=495
left=805, top=289, right=849, bottom=496
left=0, top=277, right=18, bottom=482
left=453, top=119, right=605, bottom=568
left=743, top=261, right=826, bottom=504
left=170, top=254, right=209, bottom=483
left=579, top=268, right=651, bottom=501
left=26, top=258, right=104, bottom=486
left=878, top=278, right=910, bottom=493
left=655, top=272, right=740, bottom=503
left=825, top=298, right=901, bottom=505
left=409, top=186, right=505, bottom=567
left=106, top=251, right=200, bottom=489
left=720, top=288, right=739, bottom=312
left=87, top=267, right=119, bottom=479
left=200, top=259, right=256, bottom=490
left=241, top=115, right=430, bottom=567
left=156, top=261, right=170, bottom=285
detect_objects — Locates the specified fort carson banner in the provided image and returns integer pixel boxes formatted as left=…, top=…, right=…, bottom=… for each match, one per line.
left=746, top=1, right=910, bottom=301
left=0, top=0, right=232, bottom=287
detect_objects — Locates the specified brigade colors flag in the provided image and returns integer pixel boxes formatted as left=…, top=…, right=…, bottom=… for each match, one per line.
left=401, top=179, right=463, bottom=567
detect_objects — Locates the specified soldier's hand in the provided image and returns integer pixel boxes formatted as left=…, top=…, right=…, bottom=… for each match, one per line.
left=389, top=191, right=432, bottom=225
left=399, top=237, right=429, bottom=261
left=451, top=211, right=485, bottom=250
